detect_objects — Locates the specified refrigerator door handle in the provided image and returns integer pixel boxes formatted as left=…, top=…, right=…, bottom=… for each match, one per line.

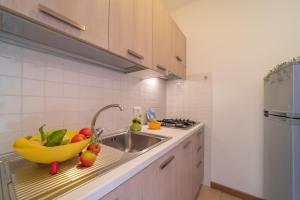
left=264, top=110, right=269, bottom=117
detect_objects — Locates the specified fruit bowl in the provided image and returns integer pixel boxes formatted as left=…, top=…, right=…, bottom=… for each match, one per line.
left=148, top=121, right=161, bottom=130
left=13, top=131, right=90, bottom=164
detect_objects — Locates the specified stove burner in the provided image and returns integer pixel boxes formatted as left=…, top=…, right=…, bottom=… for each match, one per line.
left=159, top=118, right=198, bottom=129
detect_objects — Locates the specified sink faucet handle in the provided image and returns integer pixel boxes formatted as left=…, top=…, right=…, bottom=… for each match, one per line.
left=94, top=128, right=104, bottom=143
left=95, top=128, right=104, bottom=135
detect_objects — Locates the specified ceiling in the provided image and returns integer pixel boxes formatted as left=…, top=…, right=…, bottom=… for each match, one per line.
left=161, top=0, right=198, bottom=12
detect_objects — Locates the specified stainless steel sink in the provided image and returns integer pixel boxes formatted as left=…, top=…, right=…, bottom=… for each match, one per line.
left=102, top=131, right=168, bottom=153
left=0, top=129, right=170, bottom=200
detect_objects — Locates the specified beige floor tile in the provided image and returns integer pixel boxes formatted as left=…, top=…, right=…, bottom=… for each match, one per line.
left=220, top=192, right=242, bottom=200
left=197, top=186, right=222, bottom=200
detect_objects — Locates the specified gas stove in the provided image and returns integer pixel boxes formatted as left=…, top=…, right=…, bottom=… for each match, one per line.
left=159, top=118, right=199, bottom=130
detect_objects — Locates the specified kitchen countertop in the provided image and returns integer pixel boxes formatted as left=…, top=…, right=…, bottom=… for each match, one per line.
left=58, top=123, right=204, bottom=200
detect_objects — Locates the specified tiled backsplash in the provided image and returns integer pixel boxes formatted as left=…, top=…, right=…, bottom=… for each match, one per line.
left=0, top=41, right=166, bottom=153
left=166, top=73, right=212, bottom=185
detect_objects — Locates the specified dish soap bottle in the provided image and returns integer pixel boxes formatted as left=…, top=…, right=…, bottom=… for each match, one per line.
left=130, top=107, right=142, bottom=132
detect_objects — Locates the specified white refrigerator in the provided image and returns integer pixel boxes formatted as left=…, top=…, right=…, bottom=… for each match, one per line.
left=264, top=63, right=300, bottom=200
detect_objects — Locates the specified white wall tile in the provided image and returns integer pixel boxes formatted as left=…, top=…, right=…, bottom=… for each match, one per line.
left=23, top=62, right=45, bottom=80
left=23, top=48, right=48, bottom=64
left=22, top=79, right=44, bottom=96
left=45, top=97, right=63, bottom=112
left=79, top=73, right=98, bottom=87
left=21, top=113, right=45, bottom=132
left=63, top=70, right=79, bottom=84
left=45, top=81, right=63, bottom=97
left=63, top=98, right=79, bottom=112
left=63, top=111, right=79, bottom=125
left=46, top=67, right=63, bottom=82
left=0, top=76, right=21, bottom=95
left=0, top=57, right=22, bottom=77
left=63, top=84, right=79, bottom=98
left=22, top=97, right=44, bottom=113
left=0, top=114, right=21, bottom=133
left=0, top=131, right=20, bottom=153
left=0, top=96, right=21, bottom=114
left=0, top=41, right=167, bottom=153
left=45, top=112, right=63, bottom=129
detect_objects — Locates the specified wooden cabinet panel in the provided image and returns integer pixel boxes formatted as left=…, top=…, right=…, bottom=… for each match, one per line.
left=78, top=0, right=109, bottom=48
left=192, top=128, right=205, bottom=198
left=156, top=149, right=177, bottom=200
left=101, top=171, right=143, bottom=200
left=170, top=18, right=187, bottom=79
left=0, top=0, right=109, bottom=49
left=141, top=163, right=160, bottom=200
left=100, top=128, right=204, bottom=200
left=153, top=0, right=171, bottom=72
left=176, top=138, right=194, bottom=200
left=109, top=0, right=153, bottom=68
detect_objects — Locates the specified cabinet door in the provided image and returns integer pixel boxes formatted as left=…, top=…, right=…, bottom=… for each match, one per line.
left=0, top=0, right=109, bottom=49
left=153, top=0, right=171, bottom=72
left=100, top=171, right=143, bottom=200
left=170, top=19, right=187, bottom=79
left=156, top=149, right=177, bottom=200
left=176, top=137, right=194, bottom=200
left=141, top=163, right=160, bottom=200
left=78, top=0, right=109, bottom=48
left=109, top=0, right=153, bottom=68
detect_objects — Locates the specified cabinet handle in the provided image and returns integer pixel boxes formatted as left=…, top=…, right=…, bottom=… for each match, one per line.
left=197, top=146, right=202, bottom=153
left=196, top=161, right=202, bottom=168
left=38, top=4, right=86, bottom=31
left=183, top=141, right=191, bottom=149
left=176, top=56, right=182, bottom=62
left=127, top=49, right=144, bottom=60
left=156, top=64, right=167, bottom=71
left=197, top=130, right=202, bottom=137
left=160, top=155, right=175, bottom=170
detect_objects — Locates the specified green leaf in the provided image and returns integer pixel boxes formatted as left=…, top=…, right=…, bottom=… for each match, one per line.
left=45, top=129, right=55, bottom=138
left=39, top=124, right=46, bottom=142
left=46, top=129, right=67, bottom=147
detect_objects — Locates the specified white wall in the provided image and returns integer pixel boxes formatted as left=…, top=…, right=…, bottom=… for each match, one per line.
left=0, top=41, right=166, bottom=154
left=171, top=0, right=300, bottom=197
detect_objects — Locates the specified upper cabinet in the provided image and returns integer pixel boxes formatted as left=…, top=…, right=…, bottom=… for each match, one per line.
left=152, top=0, right=171, bottom=73
left=0, top=0, right=186, bottom=79
left=109, top=0, right=153, bottom=69
left=170, top=18, right=187, bottom=79
left=0, top=0, right=109, bottom=49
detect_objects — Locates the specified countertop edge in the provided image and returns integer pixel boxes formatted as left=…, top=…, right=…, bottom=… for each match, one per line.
left=57, top=123, right=204, bottom=200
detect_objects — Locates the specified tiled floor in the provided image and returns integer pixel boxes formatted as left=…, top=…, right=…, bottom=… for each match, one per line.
left=197, top=186, right=242, bottom=200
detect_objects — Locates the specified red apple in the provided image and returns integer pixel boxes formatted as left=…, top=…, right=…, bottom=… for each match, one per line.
left=87, top=143, right=101, bottom=155
left=71, top=134, right=86, bottom=143
left=80, top=150, right=96, bottom=167
left=79, top=128, right=92, bottom=139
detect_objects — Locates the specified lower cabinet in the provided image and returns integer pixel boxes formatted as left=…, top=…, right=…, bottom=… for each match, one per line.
left=192, top=127, right=205, bottom=199
left=101, top=128, right=204, bottom=200
left=176, top=138, right=193, bottom=200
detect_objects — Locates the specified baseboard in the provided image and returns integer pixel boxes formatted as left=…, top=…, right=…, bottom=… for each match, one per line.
left=210, top=181, right=263, bottom=200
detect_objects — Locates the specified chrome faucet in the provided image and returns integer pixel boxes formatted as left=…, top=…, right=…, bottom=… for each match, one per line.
left=91, top=104, right=124, bottom=140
